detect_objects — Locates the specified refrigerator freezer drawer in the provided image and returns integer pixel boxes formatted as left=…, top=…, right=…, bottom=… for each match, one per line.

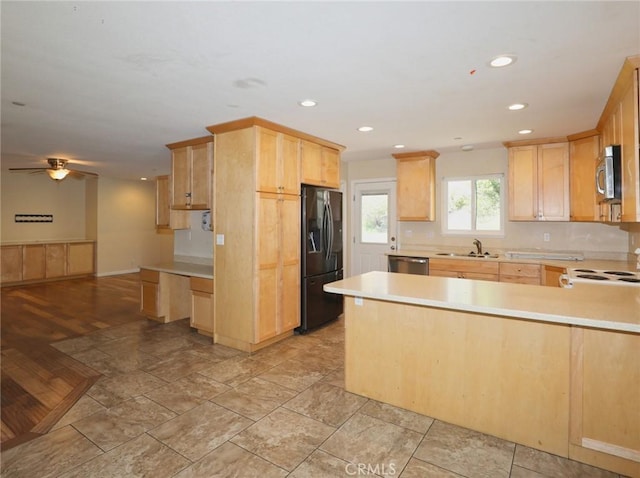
left=298, top=270, right=343, bottom=333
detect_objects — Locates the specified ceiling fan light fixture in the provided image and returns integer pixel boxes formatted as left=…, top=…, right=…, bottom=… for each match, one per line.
left=47, top=168, right=70, bottom=180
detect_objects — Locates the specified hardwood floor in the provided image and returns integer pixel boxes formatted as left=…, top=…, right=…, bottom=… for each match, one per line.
left=1, top=273, right=146, bottom=450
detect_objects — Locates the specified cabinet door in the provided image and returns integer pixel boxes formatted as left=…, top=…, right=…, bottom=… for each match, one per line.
left=156, top=175, right=171, bottom=228
left=280, top=194, right=301, bottom=332
left=190, top=277, right=214, bottom=333
left=1, top=245, right=23, bottom=283
left=300, top=140, right=323, bottom=185
left=569, top=329, right=640, bottom=476
left=397, top=156, right=435, bottom=221
left=171, top=147, right=190, bottom=208
left=23, top=244, right=46, bottom=281
left=321, top=147, right=340, bottom=189
left=620, top=69, right=640, bottom=222
left=45, top=243, right=67, bottom=278
left=570, top=136, right=600, bottom=221
left=140, top=269, right=161, bottom=317
left=68, top=242, right=95, bottom=275
left=190, top=142, right=212, bottom=209
left=256, top=193, right=279, bottom=342
left=538, top=143, right=569, bottom=221
left=257, top=128, right=279, bottom=193
left=280, top=134, right=301, bottom=195
left=508, top=146, right=538, bottom=220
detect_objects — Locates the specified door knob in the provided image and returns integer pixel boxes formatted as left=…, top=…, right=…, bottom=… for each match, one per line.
left=391, top=236, right=396, bottom=242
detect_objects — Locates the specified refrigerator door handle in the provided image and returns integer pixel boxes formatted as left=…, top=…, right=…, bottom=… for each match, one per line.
left=327, top=201, right=334, bottom=260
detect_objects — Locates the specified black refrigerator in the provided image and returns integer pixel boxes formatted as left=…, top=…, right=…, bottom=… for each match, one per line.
left=298, top=185, right=343, bottom=333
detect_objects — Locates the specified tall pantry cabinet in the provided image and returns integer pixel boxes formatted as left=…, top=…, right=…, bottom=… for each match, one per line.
left=597, top=56, right=640, bottom=222
left=206, top=117, right=343, bottom=352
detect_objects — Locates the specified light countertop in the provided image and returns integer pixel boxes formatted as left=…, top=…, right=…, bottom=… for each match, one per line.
left=324, top=271, right=640, bottom=334
left=388, top=249, right=637, bottom=272
left=139, top=262, right=213, bottom=280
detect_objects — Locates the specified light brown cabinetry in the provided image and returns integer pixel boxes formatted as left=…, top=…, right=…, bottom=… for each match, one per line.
left=68, top=242, right=95, bottom=276
left=22, top=244, right=46, bottom=281
left=568, top=132, right=600, bottom=222
left=139, top=268, right=191, bottom=323
left=207, top=116, right=343, bottom=352
left=506, top=140, right=570, bottom=221
left=393, top=150, right=439, bottom=221
left=45, top=243, right=67, bottom=278
left=256, top=192, right=300, bottom=342
left=258, top=129, right=301, bottom=195
left=543, top=265, right=565, bottom=287
left=300, top=140, right=341, bottom=189
left=140, top=269, right=161, bottom=318
left=597, top=56, right=640, bottom=223
left=568, top=328, right=640, bottom=477
left=155, top=175, right=190, bottom=230
left=429, top=258, right=499, bottom=281
left=166, top=136, right=214, bottom=210
left=1, top=245, right=23, bottom=283
left=1, top=241, right=97, bottom=286
left=190, top=277, right=214, bottom=335
left=499, top=262, right=541, bottom=285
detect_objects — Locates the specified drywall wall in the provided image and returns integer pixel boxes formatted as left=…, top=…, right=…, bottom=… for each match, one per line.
left=1, top=172, right=87, bottom=241
left=96, top=177, right=173, bottom=275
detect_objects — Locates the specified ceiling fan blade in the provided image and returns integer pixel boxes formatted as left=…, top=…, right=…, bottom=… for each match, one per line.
left=8, top=167, right=48, bottom=171
left=68, top=169, right=98, bottom=177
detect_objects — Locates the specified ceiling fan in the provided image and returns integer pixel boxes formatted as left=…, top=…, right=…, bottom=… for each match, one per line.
left=9, top=158, right=98, bottom=181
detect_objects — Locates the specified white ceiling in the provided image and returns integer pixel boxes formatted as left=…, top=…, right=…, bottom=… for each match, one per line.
left=2, top=1, right=639, bottom=180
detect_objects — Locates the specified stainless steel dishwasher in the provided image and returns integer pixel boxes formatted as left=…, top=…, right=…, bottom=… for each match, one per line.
left=388, top=255, right=429, bottom=275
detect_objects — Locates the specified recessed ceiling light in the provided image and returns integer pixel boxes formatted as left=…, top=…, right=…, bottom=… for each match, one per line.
left=461, top=145, right=474, bottom=152
left=518, top=129, right=533, bottom=135
left=299, top=99, right=317, bottom=107
left=358, top=126, right=373, bottom=132
left=140, top=177, right=148, bottom=181
left=508, top=103, right=528, bottom=110
left=393, top=144, right=405, bottom=149
left=490, top=55, right=517, bottom=68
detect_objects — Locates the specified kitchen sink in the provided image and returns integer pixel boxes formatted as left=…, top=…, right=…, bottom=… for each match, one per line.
left=435, top=252, right=499, bottom=259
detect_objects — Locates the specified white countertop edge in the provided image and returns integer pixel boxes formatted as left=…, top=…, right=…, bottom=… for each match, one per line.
left=324, top=283, right=640, bottom=334
left=139, top=262, right=213, bottom=280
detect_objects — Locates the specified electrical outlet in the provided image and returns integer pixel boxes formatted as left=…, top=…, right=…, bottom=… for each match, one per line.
left=543, top=233, right=550, bottom=242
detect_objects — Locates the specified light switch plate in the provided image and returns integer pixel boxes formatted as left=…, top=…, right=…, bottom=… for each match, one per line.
left=355, top=297, right=363, bottom=306
left=216, top=234, right=224, bottom=245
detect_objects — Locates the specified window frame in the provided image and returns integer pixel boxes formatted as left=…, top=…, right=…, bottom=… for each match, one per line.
left=441, top=173, right=505, bottom=237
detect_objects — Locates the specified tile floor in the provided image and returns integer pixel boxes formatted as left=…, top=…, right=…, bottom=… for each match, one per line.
left=0, top=317, right=626, bottom=478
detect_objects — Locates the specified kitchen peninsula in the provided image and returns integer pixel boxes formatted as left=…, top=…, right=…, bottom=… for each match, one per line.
left=325, top=272, right=640, bottom=477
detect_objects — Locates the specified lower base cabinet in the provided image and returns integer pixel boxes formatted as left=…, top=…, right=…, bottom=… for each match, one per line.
left=1, top=241, right=96, bottom=286
left=139, top=269, right=191, bottom=323
left=499, top=262, right=541, bottom=285
left=190, top=277, right=214, bottom=335
left=569, top=328, right=640, bottom=476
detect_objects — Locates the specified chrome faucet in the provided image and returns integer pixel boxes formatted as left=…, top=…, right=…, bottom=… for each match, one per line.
left=473, top=238, right=483, bottom=255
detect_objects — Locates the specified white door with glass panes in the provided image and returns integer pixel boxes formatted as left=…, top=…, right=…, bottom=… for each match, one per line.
left=351, top=180, right=397, bottom=276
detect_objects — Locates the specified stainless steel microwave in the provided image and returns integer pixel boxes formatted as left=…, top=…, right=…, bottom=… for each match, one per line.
left=596, top=145, right=621, bottom=203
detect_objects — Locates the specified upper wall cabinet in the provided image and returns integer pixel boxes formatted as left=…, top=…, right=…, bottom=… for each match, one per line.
left=300, top=140, right=341, bottom=189
left=155, top=175, right=190, bottom=230
left=505, top=139, right=569, bottom=221
left=568, top=132, right=600, bottom=222
left=597, top=56, right=640, bottom=223
left=393, top=150, right=439, bottom=221
left=257, top=128, right=301, bottom=195
left=166, top=136, right=214, bottom=210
